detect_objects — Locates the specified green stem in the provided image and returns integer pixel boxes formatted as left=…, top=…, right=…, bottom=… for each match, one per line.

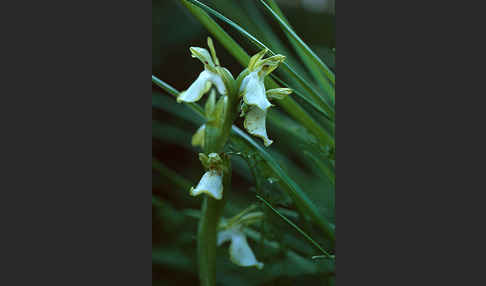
left=197, top=156, right=230, bottom=286
left=191, top=63, right=238, bottom=286
left=196, top=156, right=231, bottom=286
left=197, top=196, right=221, bottom=286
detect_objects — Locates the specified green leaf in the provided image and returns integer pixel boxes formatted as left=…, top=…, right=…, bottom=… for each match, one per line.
left=259, top=0, right=335, bottom=87
left=263, top=0, right=335, bottom=105
left=256, top=194, right=333, bottom=258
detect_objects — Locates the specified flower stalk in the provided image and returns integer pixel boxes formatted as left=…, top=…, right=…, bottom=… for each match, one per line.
left=177, top=37, right=288, bottom=286
left=178, top=38, right=237, bottom=286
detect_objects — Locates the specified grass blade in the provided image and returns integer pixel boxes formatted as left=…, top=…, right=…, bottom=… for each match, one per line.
left=264, top=0, right=334, bottom=104
left=259, top=0, right=335, bottom=86
left=257, top=194, right=333, bottom=258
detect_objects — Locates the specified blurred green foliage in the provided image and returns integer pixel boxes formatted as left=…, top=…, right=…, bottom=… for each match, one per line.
left=153, top=1, right=335, bottom=285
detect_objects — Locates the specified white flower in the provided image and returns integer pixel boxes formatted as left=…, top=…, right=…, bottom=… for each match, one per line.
left=241, top=87, right=291, bottom=147
left=238, top=50, right=286, bottom=147
left=239, top=68, right=272, bottom=111
left=189, top=169, right=223, bottom=200
left=177, top=45, right=226, bottom=103
left=243, top=107, right=273, bottom=147
left=177, top=70, right=226, bottom=103
left=217, top=227, right=264, bottom=269
left=217, top=209, right=264, bottom=269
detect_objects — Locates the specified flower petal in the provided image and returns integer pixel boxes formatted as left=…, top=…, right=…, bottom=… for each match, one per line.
left=189, top=47, right=214, bottom=67
left=244, top=107, right=273, bottom=147
left=217, top=228, right=236, bottom=246
left=228, top=231, right=264, bottom=269
left=248, top=48, right=268, bottom=71
left=211, top=73, right=226, bottom=95
left=190, top=170, right=223, bottom=200
left=177, top=70, right=226, bottom=103
left=240, top=71, right=272, bottom=111
left=258, top=55, right=286, bottom=76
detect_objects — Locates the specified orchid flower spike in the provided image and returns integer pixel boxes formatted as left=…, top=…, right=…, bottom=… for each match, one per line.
left=189, top=153, right=224, bottom=200
left=177, top=38, right=230, bottom=103
left=238, top=50, right=289, bottom=147
left=217, top=206, right=264, bottom=269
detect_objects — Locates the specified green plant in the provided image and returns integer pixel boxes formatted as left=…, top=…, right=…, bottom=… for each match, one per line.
left=153, top=1, right=334, bottom=285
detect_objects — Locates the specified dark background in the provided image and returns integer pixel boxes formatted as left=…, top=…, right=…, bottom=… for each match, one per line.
left=2, top=0, right=484, bottom=285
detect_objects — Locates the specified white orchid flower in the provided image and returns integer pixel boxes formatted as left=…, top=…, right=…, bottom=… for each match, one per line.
left=239, top=68, right=271, bottom=111
left=217, top=227, right=263, bottom=269
left=190, top=169, right=223, bottom=200
left=218, top=208, right=264, bottom=269
left=242, top=87, right=292, bottom=147
left=189, top=153, right=225, bottom=200
left=239, top=50, right=285, bottom=111
left=238, top=49, right=287, bottom=147
left=177, top=38, right=232, bottom=103
left=177, top=47, right=226, bottom=103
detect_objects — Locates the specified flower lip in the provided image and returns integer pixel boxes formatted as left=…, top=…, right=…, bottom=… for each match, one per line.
left=240, top=70, right=272, bottom=111
left=177, top=70, right=226, bottom=103
left=244, top=106, right=273, bottom=147
left=217, top=210, right=265, bottom=270
left=228, top=232, right=264, bottom=269
left=190, top=169, right=223, bottom=200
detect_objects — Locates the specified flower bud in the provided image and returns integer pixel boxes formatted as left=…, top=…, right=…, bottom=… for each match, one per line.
left=266, top=88, right=293, bottom=100
left=191, top=124, right=205, bottom=147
